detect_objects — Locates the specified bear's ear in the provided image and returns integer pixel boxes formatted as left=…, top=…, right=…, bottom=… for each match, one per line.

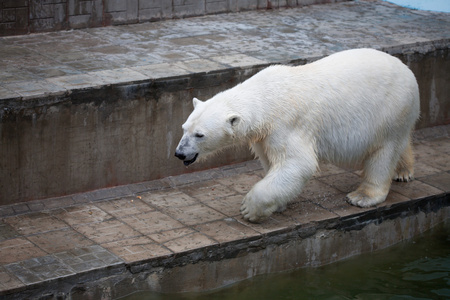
left=228, top=115, right=240, bottom=127
left=192, top=98, right=203, bottom=109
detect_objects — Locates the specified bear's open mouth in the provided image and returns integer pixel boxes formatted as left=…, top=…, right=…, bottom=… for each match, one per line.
left=183, top=153, right=198, bottom=166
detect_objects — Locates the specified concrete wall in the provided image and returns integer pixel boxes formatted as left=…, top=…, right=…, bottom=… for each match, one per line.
left=0, top=0, right=346, bottom=36
left=0, top=47, right=449, bottom=205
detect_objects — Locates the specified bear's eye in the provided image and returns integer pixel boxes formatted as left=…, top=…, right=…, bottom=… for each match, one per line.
left=195, top=133, right=204, bottom=138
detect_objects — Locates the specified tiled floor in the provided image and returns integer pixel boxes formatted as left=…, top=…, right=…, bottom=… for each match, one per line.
left=0, top=125, right=448, bottom=296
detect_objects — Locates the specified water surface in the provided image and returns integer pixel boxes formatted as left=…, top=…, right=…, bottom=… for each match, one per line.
left=384, top=0, right=450, bottom=12
left=122, top=220, right=449, bottom=300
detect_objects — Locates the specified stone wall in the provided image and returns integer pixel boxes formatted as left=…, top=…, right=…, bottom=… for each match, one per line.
left=0, top=0, right=345, bottom=36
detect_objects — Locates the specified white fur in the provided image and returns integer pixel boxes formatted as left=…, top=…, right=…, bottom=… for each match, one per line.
left=175, top=49, right=420, bottom=223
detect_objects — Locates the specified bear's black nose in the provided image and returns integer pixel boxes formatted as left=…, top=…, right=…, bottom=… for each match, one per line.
left=174, top=151, right=186, bottom=160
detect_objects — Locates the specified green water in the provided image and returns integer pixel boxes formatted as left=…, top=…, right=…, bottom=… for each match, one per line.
left=123, top=221, right=450, bottom=300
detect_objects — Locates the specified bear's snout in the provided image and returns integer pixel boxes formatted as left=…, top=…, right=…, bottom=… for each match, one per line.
left=174, top=149, right=198, bottom=166
left=174, top=150, right=186, bottom=160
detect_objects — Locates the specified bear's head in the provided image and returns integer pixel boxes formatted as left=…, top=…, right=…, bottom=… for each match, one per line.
left=174, top=97, right=240, bottom=166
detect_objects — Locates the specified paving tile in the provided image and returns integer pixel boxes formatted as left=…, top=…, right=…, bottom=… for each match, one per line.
left=413, top=161, right=444, bottom=179
left=210, top=54, right=268, bottom=68
left=174, top=58, right=226, bottom=73
left=264, top=208, right=305, bottom=230
left=147, top=227, right=196, bottom=244
left=47, top=73, right=104, bottom=90
left=0, top=238, right=47, bottom=264
left=131, top=63, right=191, bottom=79
left=4, top=255, right=75, bottom=285
left=413, top=143, right=450, bottom=171
left=27, top=200, right=46, bottom=212
left=179, top=181, right=237, bottom=201
left=202, top=195, right=243, bottom=217
left=242, top=160, right=264, bottom=173
left=312, top=193, right=376, bottom=218
left=419, top=172, right=450, bottom=193
left=53, top=245, right=123, bottom=273
left=194, top=218, right=260, bottom=244
left=280, top=200, right=338, bottom=224
left=89, top=68, right=149, bottom=85
left=219, top=163, right=258, bottom=178
left=378, top=191, right=411, bottom=209
left=163, top=232, right=217, bottom=253
left=216, top=174, right=262, bottom=194
left=0, top=85, right=20, bottom=99
left=128, top=178, right=172, bottom=194
left=56, top=204, right=113, bottom=226
left=1, top=80, right=66, bottom=98
left=0, top=222, right=19, bottom=242
left=95, top=198, right=154, bottom=218
left=163, top=204, right=227, bottom=226
left=101, top=236, right=172, bottom=263
left=0, top=206, right=15, bottom=218
left=413, top=126, right=450, bottom=140
left=0, top=266, right=24, bottom=292
left=42, top=196, right=75, bottom=209
left=168, top=169, right=223, bottom=186
left=27, top=228, right=94, bottom=253
left=300, top=178, right=343, bottom=201
left=236, top=215, right=294, bottom=235
left=3, top=212, right=68, bottom=235
left=140, top=190, right=199, bottom=209
left=417, top=137, right=450, bottom=155
left=11, top=204, right=31, bottom=215
left=390, top=180, right=444, bottom=200
left=317, top=172, right=362, bottom=194
left=88, top=186, right=133, bottom=202
left=121, top=211, right=185, bottom=235
left=74, top=219, right=141, bottom=244
left=71, top=192, right=94, bottom=204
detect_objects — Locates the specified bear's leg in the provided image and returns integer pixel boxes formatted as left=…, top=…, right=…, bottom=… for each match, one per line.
left=347, top=141, right=403, bottom=208
left=241, top=151, right=317, bottom=223
left=393, top=139, right=414, bottom=182
left=251, top=142, right=270, bottom=173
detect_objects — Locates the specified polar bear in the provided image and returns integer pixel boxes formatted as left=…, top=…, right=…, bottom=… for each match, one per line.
left=175, top=48, right=420, bottom=223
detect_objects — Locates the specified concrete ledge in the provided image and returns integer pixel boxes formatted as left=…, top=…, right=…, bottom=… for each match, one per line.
left=0, top=125, right=449, bottom=299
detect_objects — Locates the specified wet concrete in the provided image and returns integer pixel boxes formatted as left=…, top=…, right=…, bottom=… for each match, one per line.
left=0, top=125, right=449, bottom=299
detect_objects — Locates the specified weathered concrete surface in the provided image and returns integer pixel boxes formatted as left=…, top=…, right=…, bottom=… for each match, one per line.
left=0, top=125, right=449, bottom=299
left=0, top=0, right=349, bottom=36
left=0, top=0, right=449, bottom=204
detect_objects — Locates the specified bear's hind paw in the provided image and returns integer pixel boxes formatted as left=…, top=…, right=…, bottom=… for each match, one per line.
left=393, top=170, right=414, bottom=182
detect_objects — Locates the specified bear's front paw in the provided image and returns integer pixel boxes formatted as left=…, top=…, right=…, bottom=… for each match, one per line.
left=346, top=190, right=386, bottom=208
left=240, top=195, right=277, bottom=223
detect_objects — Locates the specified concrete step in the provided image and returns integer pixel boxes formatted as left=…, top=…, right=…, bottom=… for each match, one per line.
left=0, top=124, right=449, bottom=299
left=0, top=0, right=449, bottom=203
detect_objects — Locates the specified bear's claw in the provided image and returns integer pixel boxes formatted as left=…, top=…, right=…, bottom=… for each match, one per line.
left=393, top=172, right=414, bottom=182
